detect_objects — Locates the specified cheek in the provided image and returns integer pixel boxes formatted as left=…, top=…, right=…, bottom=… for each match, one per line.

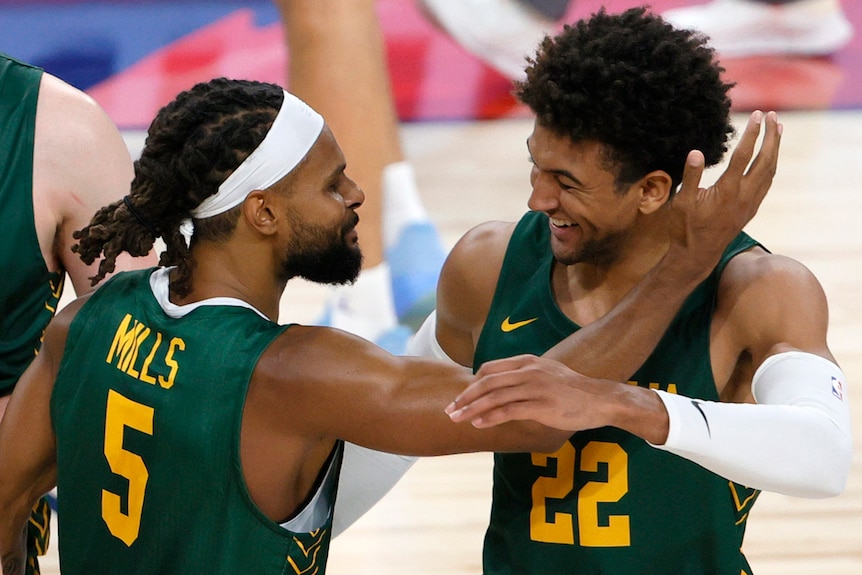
left=306, top=201, right=345, bottom=225
left=602, top=202, right=642, bottom=232
left=562, top=197, right=635, bottom=232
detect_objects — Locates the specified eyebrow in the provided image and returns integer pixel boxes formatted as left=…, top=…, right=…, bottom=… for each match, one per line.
left=526, top=138, right=585, bottom=187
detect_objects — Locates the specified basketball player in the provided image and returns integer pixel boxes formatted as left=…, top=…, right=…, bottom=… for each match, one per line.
left=413, top=8, right=851, bottom=573
left=0, top=52, right=157, bottom=575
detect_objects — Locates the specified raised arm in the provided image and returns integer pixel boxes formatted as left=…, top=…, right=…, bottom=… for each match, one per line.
left=433, top=110, right=782, bottom=381
left=545, top=111, right=780, bottom=378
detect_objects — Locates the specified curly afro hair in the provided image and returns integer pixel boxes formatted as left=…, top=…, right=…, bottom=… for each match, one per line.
left=73, top=78, right=284, bottom=297
left=516, top=6, right=735, bottom=192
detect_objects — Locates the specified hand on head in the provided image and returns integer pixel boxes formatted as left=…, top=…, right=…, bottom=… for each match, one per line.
left=667, top=110, right=782, bottom=276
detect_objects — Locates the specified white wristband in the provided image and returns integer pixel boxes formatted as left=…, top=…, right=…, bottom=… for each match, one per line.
left=650, top=351, right=852, bottom=498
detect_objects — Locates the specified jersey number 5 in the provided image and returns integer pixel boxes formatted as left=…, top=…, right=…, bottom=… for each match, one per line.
left=102, top=389, right=154, bottom=546
left=530, top=441, right=630, bottom=547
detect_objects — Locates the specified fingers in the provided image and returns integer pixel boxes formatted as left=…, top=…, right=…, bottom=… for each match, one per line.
left=722, top=110, right=764, bottom=181
left=446, top=375, right=539, bottom=428
left=472, top=354, right=539, bottom=377
left=445, top=355, right=547, bottom=426
left=446, top=354, right=548, bottom=413
left=445, top=360, right=530, bottom=420
left=676, top=150, right=706, bottom=201
left=744, top=111, right=782, bottom=193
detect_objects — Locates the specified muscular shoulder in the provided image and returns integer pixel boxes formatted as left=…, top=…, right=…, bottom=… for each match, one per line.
left=34, top=73, right=133, bottom=200
left=37, top=73, right=121, bottom=140
left=443, top=220, right=515, bottom=283
left=713, top=247, right=831, bottom=373
left=433, top=221, right=517, bottom=365
left=719, top=248, right=827, bottom=313
left=252, top=325, right=399, bottom=421
left=439, top=221, right=515, bottom=320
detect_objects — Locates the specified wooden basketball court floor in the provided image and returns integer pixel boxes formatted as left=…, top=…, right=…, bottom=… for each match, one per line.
left=41, top=109, right=862, bottom=573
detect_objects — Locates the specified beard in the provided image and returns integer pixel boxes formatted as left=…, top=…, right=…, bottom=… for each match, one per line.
left=279, top=212, right=363, bottom=285
left=552, top=228, right=628, bottom=267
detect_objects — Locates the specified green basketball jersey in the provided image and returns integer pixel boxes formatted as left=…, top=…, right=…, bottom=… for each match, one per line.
left=475, top=211, right=762, bottom=575
left=0, top=53, right=64, bottom=395
left=50, top=268, right=342, bottom=574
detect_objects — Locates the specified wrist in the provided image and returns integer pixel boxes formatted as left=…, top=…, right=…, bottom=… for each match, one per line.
left=606, top=384, right=670, bottom=445
left=655, top=247, right=714, bottom=290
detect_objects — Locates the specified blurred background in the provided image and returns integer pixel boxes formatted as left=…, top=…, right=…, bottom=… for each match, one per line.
left=1, top=0, right=860, bottom=127
left=3, top=1, right=859, bottom=573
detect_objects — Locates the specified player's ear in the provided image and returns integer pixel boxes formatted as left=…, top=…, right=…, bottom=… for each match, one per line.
left=243, top=190, right=279, bottom=235
left=638, top=170, right=673, bottom=214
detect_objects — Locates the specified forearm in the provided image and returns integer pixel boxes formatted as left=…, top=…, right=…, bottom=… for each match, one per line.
left=650, top=352, right=852, bottom=497
left=544, top=254, right=708, bottom=380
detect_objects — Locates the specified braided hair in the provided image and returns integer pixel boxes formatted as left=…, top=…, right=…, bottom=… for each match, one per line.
left=73, top=78, right=284, bottom=297
left=516, top=6, right=735, bottom=193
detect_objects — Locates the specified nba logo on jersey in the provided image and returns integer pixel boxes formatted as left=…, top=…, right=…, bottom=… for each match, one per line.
left=832, top=376, right=844, bottom=400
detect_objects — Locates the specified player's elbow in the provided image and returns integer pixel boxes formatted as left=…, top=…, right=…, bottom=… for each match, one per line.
left=812, top=432, right=853, bottom=498
left=788, top=424, right=853, bottom=499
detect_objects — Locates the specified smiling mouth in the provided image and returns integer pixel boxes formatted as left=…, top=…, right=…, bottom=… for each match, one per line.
left=550, top=217, right=577, bottom=228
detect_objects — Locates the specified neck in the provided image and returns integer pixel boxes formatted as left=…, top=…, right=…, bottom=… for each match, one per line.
left=552, top=223, right=670, bottom=326
left=172, top=241, right=285, bottom=321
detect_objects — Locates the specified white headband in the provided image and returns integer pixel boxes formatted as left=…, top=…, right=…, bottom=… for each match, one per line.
left=179, top=89, right=324, bottom=245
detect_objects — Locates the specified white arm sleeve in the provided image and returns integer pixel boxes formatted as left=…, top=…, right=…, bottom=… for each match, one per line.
left=405, top=310, right=457, bottom=361
left=650, top=351, right=852, bottom=498
left=333, top=312, right=457, bottom=537
left=332, top=442, right=417, bottom=537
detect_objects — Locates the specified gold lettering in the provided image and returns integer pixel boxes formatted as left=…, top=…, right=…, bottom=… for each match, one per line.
left=125, top=326, right=151, bottom=379
left=139, top=332, right=162, bottom=385
left=628, top=380, right=678, bottom=394
left=159, top=338, right=185, bottom=389
left=107, top=315, right=136, bottom=366
left=108, top=314, right=182, bottom=389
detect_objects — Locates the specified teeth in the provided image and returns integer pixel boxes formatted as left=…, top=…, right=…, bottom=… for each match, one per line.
left=550, top=218, right=575, bottom=227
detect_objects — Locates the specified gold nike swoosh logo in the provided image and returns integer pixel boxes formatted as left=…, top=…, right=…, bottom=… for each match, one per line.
left=501, top=316, right=538, bottom=332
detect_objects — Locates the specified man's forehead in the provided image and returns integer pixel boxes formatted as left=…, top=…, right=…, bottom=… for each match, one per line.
left=286, top=127, right=345, bottom=184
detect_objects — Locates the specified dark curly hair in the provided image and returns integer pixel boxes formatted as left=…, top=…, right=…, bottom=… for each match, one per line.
left=73, top=78, right=284, bottom=297
left=516, top=6, right=735, bottom=192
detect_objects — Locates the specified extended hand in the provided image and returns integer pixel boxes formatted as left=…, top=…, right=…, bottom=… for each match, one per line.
left=667, top=110, right=782, bottom=274
left=446, top=355, right=671, bottom=444
left=446, top=354, right=612, bottom=432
